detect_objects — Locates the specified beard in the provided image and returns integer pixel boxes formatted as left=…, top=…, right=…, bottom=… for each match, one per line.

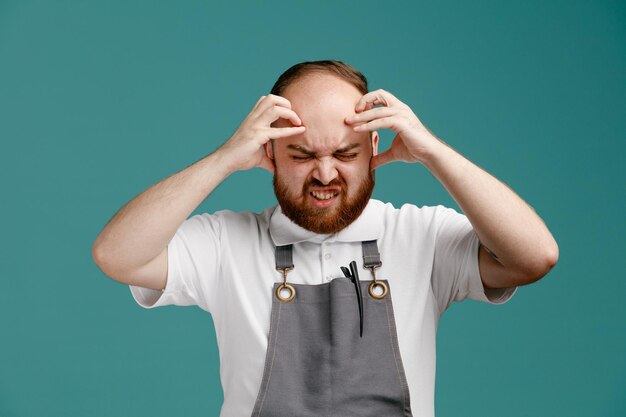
left=273, top=169, right=375, bottom=234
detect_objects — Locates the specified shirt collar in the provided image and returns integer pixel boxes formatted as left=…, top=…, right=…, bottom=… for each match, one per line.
left=269, top=199, right=384, bottom=246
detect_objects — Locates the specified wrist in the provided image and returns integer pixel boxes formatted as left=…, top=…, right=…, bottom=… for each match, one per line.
left=198, top=148, right=238, bottom=181
left=416, top=134, right=452, bottom=168
left=211, top=145, right=242, bottom=176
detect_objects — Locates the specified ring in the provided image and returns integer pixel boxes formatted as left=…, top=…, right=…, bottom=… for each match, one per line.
left=276, top=283, right=296, bottom=302
left=368, top=281, right=388, bottom=300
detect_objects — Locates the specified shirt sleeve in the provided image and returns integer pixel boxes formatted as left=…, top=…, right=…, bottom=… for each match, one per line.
left=430, top=205, right=516, bottom=314
left=129, top=212, right=221, bottom=313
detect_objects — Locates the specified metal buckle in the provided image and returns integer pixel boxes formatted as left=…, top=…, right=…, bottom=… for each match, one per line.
left=275, top=268, right=295, bottom=302
left=366, top=265, right=388, bottom=300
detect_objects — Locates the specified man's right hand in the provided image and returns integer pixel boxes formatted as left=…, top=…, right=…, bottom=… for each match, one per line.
left=93, top=95, right=304, bottom=291
left=216, top=94, right=306, bottom=173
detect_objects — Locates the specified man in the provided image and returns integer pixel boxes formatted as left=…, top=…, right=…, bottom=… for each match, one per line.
left=93, top=60, right=558, bottom=417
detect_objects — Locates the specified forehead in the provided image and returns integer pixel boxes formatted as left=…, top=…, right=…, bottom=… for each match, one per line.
left=278, top=73, right=369, bottom=152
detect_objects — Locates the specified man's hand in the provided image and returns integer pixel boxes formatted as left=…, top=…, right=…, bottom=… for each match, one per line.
left=217, top=94, right=306, bottom=173
left=344, top=89, right=442, bottom=170
left=346, top=89, right=558, bottom=288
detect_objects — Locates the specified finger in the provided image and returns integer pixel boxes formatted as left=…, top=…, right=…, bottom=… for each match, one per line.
left=355, top=89, right=398, bottom=112
left=356, top=94, right=387, bottom=113
left=370, top=149, right=397, bottom=170
left=257, top=152, right=276, bottom=173
left=260, top=105, right=303, bottom=127
left=256, top=94, right=293, bottom=113
left=268, top=125, right=306, bottom=140
left=345, top=106, right=396, bottom=125
left=251, top=95, right=267, bottom=111
left=352, top=116, right=398, bottom=133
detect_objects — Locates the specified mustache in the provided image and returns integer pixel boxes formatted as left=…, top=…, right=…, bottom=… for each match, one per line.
left=306, top=177, right=346, bottom=189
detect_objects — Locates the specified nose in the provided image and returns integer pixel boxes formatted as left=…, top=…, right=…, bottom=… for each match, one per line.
left=312, top=157, right=339, bottom=185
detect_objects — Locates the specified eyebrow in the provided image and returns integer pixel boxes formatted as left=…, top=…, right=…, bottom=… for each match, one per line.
left=287, top=143, right=361, bottom=155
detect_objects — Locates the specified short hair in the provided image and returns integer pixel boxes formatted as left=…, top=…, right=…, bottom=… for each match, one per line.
left=270, top=60, right=368, bottom=96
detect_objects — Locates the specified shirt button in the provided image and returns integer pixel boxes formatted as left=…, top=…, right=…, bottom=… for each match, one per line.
left=324, top=253, right=331, bottom=260
left=325, top=276, right=332, bottom=282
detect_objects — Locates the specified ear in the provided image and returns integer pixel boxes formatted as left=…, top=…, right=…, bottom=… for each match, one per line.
left=263, top=140, right=274, bottom=160
left=370, top=131, right=379, bottom=156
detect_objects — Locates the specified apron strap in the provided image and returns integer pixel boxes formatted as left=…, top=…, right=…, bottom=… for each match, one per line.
left=362, top=240, right=388, bottom=300
left=275, top=244, right=294, bottom=271
left=274, top=241, right=382, bottom=270
left=274, top=245, right=296, bottom=302
left=273, top=241, right=387, bottom=302
left=362, top=240, right=382, bottom=268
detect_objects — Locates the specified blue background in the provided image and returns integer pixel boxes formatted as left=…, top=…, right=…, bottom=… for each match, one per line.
left=1, top=1, right=624, bottom=416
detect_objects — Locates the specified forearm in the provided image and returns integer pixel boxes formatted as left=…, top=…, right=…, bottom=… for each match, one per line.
left=92, top=149, right=233, bottom=277
left=346, top=88, right=558, bottom=284
left=92, top=94, right=304, bottom=283
left=422, top=140, right=559, bottom=278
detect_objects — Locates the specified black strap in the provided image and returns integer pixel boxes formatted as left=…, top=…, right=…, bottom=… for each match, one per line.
left=275, top=244, right=294, bottom=270
left=362, top=240, right=382, bottom=268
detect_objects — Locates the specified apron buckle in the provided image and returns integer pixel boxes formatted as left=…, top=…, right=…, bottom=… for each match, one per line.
left=276, top=267, right=296, bottom=302
left=366, top=265, right=389, bottom=300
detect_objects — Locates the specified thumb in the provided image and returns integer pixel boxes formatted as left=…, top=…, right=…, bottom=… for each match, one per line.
left=370, top=149, right=396, bottom=171
left=257, top=153, right=276, bottom=173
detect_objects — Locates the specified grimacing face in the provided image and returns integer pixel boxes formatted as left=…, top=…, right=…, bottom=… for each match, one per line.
left=265, top=73, right=379, bottom=234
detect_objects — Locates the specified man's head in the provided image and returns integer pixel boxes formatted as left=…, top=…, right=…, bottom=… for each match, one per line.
left=264, top=60, right=379, bottom=234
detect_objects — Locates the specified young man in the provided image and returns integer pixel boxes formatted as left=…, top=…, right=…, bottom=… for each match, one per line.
left=93, top=60, right=558, bottom=417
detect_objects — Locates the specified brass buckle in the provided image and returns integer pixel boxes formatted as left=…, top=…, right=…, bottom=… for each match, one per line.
left=366, top=266, right=388, bottom=299
left=276, top=268, right=295, bottom=302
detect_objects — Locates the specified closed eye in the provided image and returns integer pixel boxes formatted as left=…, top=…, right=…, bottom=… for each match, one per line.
left=291, top=155, right=313, bottom=161
left=334, top=153, right=358, bottom=161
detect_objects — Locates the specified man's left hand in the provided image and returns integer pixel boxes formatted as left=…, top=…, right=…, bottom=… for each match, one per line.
left=345, top=89, right=443, bottom=170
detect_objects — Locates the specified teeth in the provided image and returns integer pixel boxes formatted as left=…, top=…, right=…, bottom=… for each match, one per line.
left=311, top=191, right=336, bottom=200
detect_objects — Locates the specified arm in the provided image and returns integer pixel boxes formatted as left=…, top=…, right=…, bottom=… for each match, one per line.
left=345, top=89, right=558, bottom=289
left=92, top=95, right=305, bottom=290
left=420, top=141, right=558, bottom=288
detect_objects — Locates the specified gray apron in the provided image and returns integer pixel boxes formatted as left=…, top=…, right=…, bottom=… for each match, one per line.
left=251, top=240, right=413, bottom=417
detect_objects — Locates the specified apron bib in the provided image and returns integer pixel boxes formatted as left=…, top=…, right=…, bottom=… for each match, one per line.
left=252, top=240, right=413, bottom=417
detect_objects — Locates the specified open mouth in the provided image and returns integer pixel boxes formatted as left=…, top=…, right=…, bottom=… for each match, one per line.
left=308, top=188, right=341, bottom=208
left=310, top=190, right=338, bottom=200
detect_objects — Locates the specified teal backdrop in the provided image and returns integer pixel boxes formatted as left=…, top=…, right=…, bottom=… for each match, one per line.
left=1, top=0, right=624, bottom=416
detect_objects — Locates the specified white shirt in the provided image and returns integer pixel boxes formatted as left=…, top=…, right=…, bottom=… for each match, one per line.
left=130, top=199, right=516, bottom=417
